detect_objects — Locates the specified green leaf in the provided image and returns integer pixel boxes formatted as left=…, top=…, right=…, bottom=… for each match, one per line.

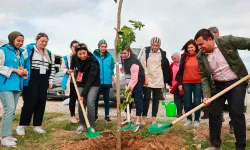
left=114, top=0, right=117, bottom=3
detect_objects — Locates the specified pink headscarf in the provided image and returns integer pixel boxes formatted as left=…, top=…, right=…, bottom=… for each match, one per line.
left=171, top=52, right=181, bottom=60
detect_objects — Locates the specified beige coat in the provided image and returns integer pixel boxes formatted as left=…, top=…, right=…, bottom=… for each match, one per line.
left=141, top=48, right=164, bottom=88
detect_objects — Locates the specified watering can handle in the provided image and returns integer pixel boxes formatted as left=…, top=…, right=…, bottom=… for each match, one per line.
left=70, top=73, right=91, bottom=128
left=172, top=74, right=250, bottom=125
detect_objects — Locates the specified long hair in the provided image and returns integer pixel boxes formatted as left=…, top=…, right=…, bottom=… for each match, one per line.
left=182, top=39, right=199, bottom=54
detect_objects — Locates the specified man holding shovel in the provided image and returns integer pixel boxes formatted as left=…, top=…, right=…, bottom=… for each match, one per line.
left=195, top=28, right=250, bottom=150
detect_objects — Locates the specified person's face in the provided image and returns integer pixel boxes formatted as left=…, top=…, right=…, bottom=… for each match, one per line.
left=100, top=44, right=107, bottom=53
left=172, top=57, right=179, bottom=63
left=187, top=44, right=196, bottom=54
left=36, top=37, right=48, bottom=49
left=151, top=43, right=160, bottom=51
left=77, top=50, right=88, bottom=60
left=212, top=32, right=220, bottom=38
left=120, top=50, right=129, bottom=60
left=71, top=43, right=78, bottom=53
left=14, top=36, right=24, bottom=48
left=195, top=36, right=214, bottom=53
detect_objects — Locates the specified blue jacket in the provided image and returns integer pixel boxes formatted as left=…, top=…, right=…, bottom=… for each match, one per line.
left=23, top=43, right=52, bottom=86
left=61, top=55, right=69, bottom=90
left=0, top=44, right=25, bottom=91
left=93, top=49, right=114, bottom=87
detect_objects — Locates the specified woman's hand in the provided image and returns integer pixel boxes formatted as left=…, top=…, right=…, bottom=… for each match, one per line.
left=68, top=69, right=74, bottom=75
left=13, top=69, right=25, bottom=76
left=178, top=85, right=183, bottom=91
left=144, top=76, right=149, bottom=86
left=49, top=83, right=53, bottom=88
left=79, top=97, right=84, bottom=103
left=23, top=70, right=28, bottom=77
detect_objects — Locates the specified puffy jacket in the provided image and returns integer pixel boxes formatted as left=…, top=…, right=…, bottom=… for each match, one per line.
left=93, top=49, right=114, bottom=87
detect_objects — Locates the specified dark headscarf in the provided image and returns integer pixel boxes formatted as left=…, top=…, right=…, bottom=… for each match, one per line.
left=8, top=31, right=23, bottom=46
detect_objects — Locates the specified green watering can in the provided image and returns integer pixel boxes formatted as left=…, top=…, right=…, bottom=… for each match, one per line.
left=162, top=101, right=177, bottom=117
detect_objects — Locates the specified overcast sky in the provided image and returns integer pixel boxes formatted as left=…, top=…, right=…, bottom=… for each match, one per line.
left=0, top=0, right=250, bottom=70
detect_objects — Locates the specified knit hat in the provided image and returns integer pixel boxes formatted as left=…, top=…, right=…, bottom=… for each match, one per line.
left=150, top=37, right=161, bottom=47
left=98, top=39, right=107, bottom=48
left=8, top=31, right=23, bottom=46
left=171, top=52, right=181, bottom=60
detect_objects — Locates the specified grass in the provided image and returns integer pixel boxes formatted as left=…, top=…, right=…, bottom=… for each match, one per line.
left=1, top=114, right=250, bottom=149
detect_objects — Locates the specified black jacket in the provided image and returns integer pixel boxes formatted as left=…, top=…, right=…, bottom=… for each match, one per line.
left=124, top=55, right=145, bottom=85
left=70, top=54, right=100, bottom=97
left=175, top=54, right=187, bottom=85
left=145, top=46, right=171, bottom=84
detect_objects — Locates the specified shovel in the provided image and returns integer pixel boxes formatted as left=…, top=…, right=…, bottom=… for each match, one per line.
left=148, top=74, right=250, bottom=133
left=121, top=92, right=137, bottom=131
left=70, top=73, right=101, bottom=139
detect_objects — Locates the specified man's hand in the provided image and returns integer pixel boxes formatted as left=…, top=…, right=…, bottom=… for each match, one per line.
left=79, top=97, right=84, bottom=103
left=203, top=97, right=211, bottom=106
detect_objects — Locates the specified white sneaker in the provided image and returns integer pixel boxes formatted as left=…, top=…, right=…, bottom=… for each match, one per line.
left=194, top=121, right=200, bottom=128
left=75, top=125, right=85, bottom=134
left=1, top=137, right=17, bottom=147
left=184, top=119, right=192, bottom=126
left=16, top=125, right=25, bottom=136
left=33, top=127, right=46, bottom=134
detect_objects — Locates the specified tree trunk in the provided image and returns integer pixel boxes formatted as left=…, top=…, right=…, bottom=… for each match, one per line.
left=115, top=0, right=123, bottom=149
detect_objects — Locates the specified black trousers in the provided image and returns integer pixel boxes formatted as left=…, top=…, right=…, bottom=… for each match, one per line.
left=19, top=70, right=49, bottom=126
left=142, top=87, right=162, bottom=117
left=69, top=83, right=78, bottom=117
left=173, top=88, right=184, bottom=115
left=209, top=79, right=247, bottom=149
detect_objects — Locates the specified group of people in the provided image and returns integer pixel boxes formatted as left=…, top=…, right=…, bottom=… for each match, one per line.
left=0, top=32, right=55, bottom=147
left=0, top=27, right=250, bottom=150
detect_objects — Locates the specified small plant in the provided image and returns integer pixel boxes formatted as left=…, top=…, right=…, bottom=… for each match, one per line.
left=115, top=20, right=145, bottom=53
left=119, top=87, right=134, bottom=110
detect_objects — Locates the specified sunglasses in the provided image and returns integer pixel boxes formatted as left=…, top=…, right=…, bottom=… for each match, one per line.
left=76, top=45, right=88, bottom=51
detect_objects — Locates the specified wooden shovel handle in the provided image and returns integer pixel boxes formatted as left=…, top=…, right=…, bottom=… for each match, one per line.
left=70, top=73, right=91, bottom=128
left=172, top=74, right=250, bottom=125
left=126, top=92, right=132, bottom=122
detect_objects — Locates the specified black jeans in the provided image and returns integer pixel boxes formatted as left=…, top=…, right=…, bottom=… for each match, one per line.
left=19, top=70, right=49, bottom=126
left=173, top=88, right=184, bottom=115
left=209, top=80, right=247, bottom=149
left=132, top=83, right=144, bottom=116
left=142, top=87, right=162, bottom=117
left=69, top=83, right=77, bottom=117
left=95, top=87, right=110, bottom=117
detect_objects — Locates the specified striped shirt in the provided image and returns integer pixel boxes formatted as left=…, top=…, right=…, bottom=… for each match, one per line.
left=31, top=46, right=55, bottom=83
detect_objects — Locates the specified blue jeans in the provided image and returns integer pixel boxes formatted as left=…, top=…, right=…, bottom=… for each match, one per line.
left=0, top=91, right=21, bottom=137
left=183, top=83, right=202, bottom=121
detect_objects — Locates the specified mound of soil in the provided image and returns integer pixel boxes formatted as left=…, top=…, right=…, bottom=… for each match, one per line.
left=57, top=131, right=184, bottom=150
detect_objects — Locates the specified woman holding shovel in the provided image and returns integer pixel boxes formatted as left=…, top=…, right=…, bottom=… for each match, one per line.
left=120, top=48, right=145, bottom=132
left=69, top=43, right=100, bottom=134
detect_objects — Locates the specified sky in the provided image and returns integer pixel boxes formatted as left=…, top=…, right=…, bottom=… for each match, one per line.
left=0, top=0, right=250, bottom=70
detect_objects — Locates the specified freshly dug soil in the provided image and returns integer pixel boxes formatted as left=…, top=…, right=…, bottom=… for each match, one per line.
left=58, top=130, right=185, bottom=150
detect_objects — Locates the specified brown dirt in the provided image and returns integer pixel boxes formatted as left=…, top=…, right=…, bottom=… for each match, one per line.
left=194, top=124, right=233, bottom=141
left=57, top=131, right=185, bottom=150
